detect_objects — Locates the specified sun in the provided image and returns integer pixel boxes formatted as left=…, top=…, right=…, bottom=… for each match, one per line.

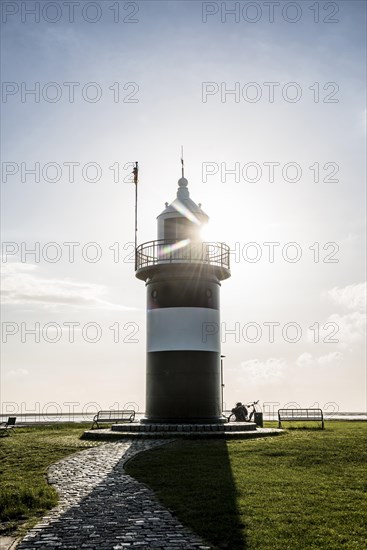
left=199, top=220, right=218, bottom=242
left=199, top=214, right=235, bottom=243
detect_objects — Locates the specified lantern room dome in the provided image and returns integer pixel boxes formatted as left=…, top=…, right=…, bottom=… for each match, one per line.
left=157, top=177, right=208, bottom=219
left=156, top=177, right=209, bottom=241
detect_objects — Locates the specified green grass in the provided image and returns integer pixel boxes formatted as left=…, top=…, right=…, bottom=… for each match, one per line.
left=125, top=422, right=367, bottom=550
left=0, top=423, right=101, bottom=536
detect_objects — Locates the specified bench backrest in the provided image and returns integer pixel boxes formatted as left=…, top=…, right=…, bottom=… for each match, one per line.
left=278, top=408, right=323, bottom=420
left=96, top=410, right=135, bottom=421
left=7, top=417, right=16, bottom=426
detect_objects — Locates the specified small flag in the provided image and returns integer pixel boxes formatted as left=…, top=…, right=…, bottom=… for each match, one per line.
left=132, top=161, right=138, bottom=185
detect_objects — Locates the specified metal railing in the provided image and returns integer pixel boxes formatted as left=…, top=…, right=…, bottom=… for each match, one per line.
left=136, top=239, right=230, bottom=271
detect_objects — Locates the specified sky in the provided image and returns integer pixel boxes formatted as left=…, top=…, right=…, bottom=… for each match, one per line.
left=1, top=0, right=366, bottom=416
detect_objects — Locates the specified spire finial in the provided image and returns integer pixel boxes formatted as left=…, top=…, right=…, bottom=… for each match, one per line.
left=178, top=146, right=188, bottom=190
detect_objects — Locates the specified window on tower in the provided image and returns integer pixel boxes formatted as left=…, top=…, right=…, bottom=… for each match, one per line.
left=164, top=218, right=201, bottom=242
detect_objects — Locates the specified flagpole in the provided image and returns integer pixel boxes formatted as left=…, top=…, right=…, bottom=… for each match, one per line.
left=134, top=161, right=138, bottom=270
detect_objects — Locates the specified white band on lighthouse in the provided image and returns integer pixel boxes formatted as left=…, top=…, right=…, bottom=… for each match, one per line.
left=147, top=307, right=220, bottom=352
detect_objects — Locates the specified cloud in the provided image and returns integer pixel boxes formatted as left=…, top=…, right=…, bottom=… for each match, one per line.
left=1, top=262, right=37, bottom=274
left=296, top=352, right=343, bottom=368
left=321, top=282, right=366, bottom=350
left=239, top=358, right=287, bottom=384
left=326, top=282, right=366, bottom=313
left=5, top=368, right=29, bottom=378
left=327, top=312, right=366, bottom=349
left=1, top=262, right=135, bottom=311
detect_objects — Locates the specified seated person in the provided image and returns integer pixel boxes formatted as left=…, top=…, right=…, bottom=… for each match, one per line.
left=230, top=402, right=248, bottom=422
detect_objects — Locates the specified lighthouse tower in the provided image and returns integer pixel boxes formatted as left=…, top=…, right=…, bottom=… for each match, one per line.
left=136, top=171, right=231, bottom=423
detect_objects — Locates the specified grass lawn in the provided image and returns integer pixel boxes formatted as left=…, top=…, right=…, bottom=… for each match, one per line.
left=126, top=422, right=367, bottom=550
left=0, top=423, right=101, bottom=537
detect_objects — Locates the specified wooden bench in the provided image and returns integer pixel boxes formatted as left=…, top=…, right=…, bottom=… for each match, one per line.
left=91, top=410, right=135, bottom=429
left=0, top=416, right=16, bottom=435
left=278, top=408, right=324, bottom=429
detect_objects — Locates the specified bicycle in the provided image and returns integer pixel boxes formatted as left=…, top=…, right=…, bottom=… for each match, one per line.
left=227, top=400, right=261, bottom=423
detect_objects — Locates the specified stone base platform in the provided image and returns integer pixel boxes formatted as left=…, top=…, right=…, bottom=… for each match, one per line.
left=113, top=421, right=256, bottom=433
left=83, top=422, right=283, bottom=440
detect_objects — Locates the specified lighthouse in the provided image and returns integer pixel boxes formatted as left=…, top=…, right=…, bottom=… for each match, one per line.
left=136, top=169, right=231, bottom=423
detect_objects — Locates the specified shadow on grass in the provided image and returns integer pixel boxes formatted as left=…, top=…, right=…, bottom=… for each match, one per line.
left=125, top=439, right=248, bottom=549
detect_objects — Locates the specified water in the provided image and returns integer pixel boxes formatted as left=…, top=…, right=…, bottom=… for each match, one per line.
left=1, top=411, right=366, bottom=424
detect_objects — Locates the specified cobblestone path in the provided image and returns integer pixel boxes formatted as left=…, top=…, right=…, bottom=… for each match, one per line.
left=17, top=440, right=211, bottom=550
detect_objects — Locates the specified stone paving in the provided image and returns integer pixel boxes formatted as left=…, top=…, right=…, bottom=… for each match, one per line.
left=17, top=440, right=211, bottom=550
